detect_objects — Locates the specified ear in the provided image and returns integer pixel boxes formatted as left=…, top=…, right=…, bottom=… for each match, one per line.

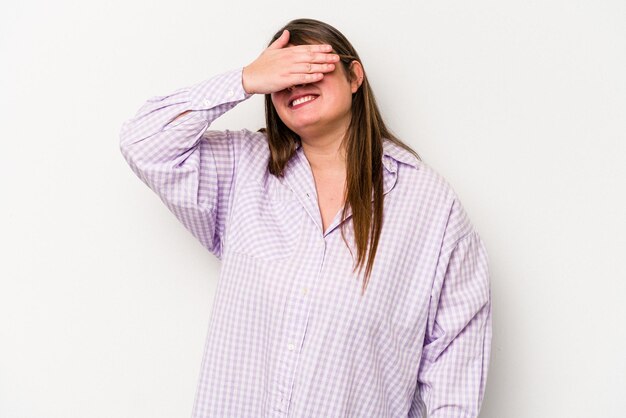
left=349, top=61, right=364, bottom=93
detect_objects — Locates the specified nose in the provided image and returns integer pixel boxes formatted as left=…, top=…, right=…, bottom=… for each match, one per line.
left=287, top=84, right=304, bottom=91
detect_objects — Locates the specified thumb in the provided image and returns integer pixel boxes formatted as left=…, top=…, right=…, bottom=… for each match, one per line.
left=268, top=29, right=289, bottom=50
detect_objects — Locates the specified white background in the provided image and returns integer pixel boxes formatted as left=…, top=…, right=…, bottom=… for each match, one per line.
left=1, top=1, right=625, bottom=417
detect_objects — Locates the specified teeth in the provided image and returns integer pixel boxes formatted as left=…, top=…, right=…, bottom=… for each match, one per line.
left=291, top=95, right=317, bottom=107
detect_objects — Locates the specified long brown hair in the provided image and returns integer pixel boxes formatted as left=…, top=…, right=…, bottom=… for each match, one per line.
left=260, top=18, right=421, bottom=294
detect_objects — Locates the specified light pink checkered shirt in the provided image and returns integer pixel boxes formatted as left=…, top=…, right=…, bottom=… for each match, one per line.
left=119, top=68, right=492, bottom=418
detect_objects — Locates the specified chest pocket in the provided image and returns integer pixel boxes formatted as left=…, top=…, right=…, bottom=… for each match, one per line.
left=226, top=175, right=306, bottom=262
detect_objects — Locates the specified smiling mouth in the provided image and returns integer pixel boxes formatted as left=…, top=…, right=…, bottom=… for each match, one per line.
left=289, top=95, right=319, bottom=108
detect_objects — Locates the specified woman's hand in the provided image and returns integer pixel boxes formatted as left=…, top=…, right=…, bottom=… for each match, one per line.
left=242, top=30, right=340, bottom=95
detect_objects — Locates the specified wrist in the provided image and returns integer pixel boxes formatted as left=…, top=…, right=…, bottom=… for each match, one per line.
left=242, top=66, right=254, bottom=95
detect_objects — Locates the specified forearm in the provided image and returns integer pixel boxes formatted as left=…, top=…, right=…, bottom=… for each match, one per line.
left=118, top=67, right=252, bottom=257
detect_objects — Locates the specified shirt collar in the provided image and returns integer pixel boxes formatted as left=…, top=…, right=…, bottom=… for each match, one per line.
left=287, top=139, right=418, bottom=236
left=294, top=139, right=419, bottom=174
left=382, top=139, right=419, bottom=173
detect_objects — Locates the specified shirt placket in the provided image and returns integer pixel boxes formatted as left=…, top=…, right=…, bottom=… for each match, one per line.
left=267, top=233, right=326, bottom=417
left=265, top=148, right=327, bottom=417
left=267, top=146, right=398, bottom=417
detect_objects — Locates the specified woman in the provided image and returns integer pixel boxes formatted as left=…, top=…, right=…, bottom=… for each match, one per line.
left=120, top=18, right=492, bottom=418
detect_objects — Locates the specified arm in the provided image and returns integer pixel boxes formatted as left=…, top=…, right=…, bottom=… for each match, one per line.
left=118, top=68, right=252, bottom=259
left=412, top=199, right=493, bottom=417
left=118, top=31, right=340, bottom=259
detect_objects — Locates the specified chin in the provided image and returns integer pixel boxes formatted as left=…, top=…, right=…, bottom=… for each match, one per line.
left=284, top=118, right=323, bottom=136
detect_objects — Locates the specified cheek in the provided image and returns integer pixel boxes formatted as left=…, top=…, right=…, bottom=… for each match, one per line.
left=273, top=105, right=289, bottom=123
left=270, top=96, right=288, bottom=119
left=329, top=91, right=353, bottom=114
left=270, top=102, right=295, bottom=130
left=323, top=81, right=353, bottom=112
left=271, top=91, right=289, bottom=107
left=270, top=95, right=280, bottom=110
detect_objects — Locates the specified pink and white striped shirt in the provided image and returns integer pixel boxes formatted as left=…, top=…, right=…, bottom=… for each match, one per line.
left=119, top=67, right=492, bottom=418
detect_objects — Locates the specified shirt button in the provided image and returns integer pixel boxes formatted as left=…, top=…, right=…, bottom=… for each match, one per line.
left=302, top=287, right=308, bottom=295
left=287, top=343, right=295, bottom=351
left=203, top=99, right=212, bottom=107
left=226, top=89, right=235, bottom=97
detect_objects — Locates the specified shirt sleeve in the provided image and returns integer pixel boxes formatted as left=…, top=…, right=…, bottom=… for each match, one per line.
left=118, top=67, right=253, bottom=259
left=413, top=198, right=493, bottom=418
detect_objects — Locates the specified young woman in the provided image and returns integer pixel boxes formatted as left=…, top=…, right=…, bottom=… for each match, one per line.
left=120, top=18, right=492, bottom=418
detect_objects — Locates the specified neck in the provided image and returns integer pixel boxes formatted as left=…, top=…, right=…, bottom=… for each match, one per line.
left=300, top=134, right=347, bottom=173
left=299, top=120, right=349, bottom=173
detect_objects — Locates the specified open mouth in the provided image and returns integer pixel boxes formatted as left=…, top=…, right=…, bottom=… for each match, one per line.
left=289, top=95, right=319, bottom=108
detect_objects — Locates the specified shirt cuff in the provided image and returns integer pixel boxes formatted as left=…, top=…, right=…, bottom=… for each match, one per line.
left=187, top=67, right=253, bottom=111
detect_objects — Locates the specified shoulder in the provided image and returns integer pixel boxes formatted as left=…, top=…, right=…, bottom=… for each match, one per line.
left=383, top=139, right=456, bottom=202
left=220, top=128, right=269, bottom=155
left=200, top=128, right=271, bottom=187
left=202, top=127, right=271, bottom=171
left=384, top=139, right=474, bottom=240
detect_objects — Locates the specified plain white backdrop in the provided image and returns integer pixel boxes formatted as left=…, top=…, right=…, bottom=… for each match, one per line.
left=1, top=1, right=625, bottom=417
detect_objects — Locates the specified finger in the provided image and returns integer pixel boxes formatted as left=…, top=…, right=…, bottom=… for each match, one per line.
left=293, top=51, right=340, bottom=64
left=287, top=72, right=325, bottom=85
left=268, top=29, right=290, bottom=50
left=291, top=43, right=334, bottom=53
left=292, top=63, right=336, bottom=74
